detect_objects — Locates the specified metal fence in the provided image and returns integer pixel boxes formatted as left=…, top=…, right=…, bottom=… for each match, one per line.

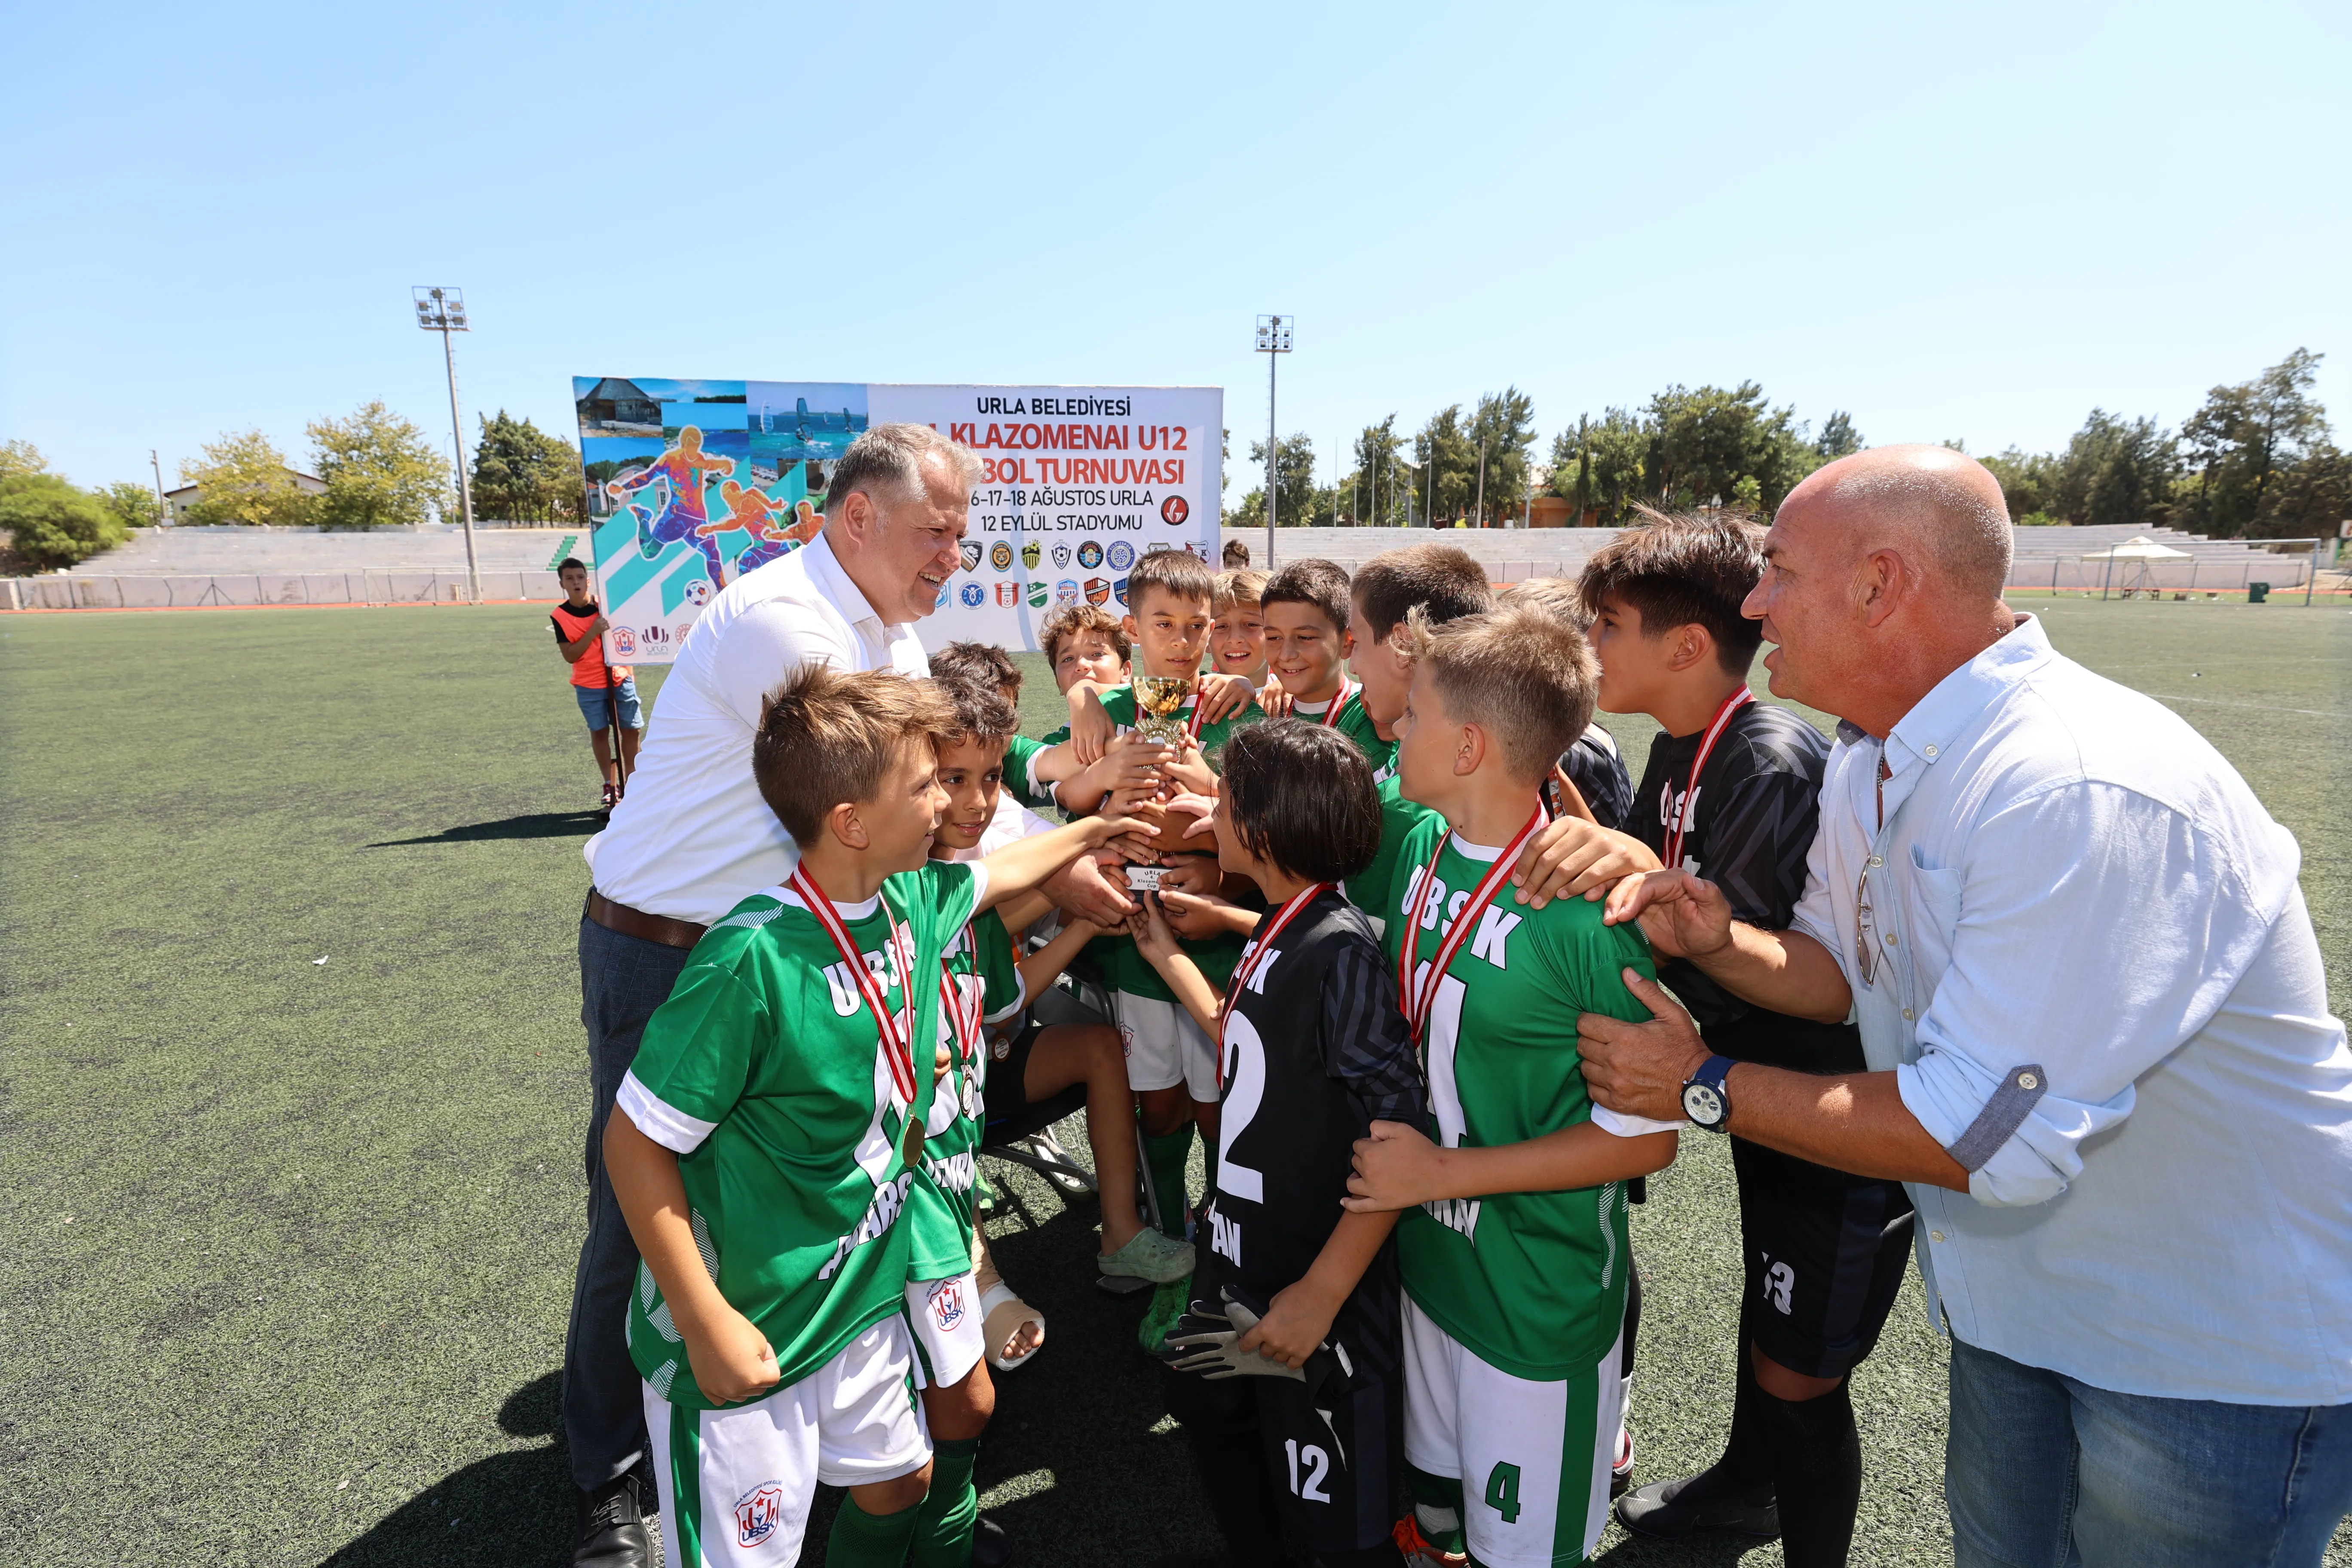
left=2006, top=549, right=2318, bottom=600
left=3, top=570, right=567, bottom=611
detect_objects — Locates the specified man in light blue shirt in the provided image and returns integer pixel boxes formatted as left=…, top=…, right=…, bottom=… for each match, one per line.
left=1578, top=444, right=2352, bottom=1566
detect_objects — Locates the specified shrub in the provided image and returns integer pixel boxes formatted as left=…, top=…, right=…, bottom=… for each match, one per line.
left=1, top=475, right=129, bottom=569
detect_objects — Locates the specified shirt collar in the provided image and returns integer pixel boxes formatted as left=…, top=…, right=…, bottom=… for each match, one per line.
left=1884, top=613, right=2055, bottom=775
left=800, top=530, right=893, bottom=635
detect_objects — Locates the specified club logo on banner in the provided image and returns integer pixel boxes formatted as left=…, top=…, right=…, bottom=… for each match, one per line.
left=1086, top=577, right=1111, bottom=604
left=1112, top=576, right=1130, bottom=604
left=577, top=380, right=1221, bottom=657
left=960, top=583, right=986, bottom=608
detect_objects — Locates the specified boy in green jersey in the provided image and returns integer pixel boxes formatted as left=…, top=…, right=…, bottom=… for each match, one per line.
left=1031, top=549, right=1265, bottom=1245
left=1263, top=557, right=1390, bottom=763
left=1344, top=604, right=1683, bottom=1568
left=604, top=662, right=1143, bottom=1568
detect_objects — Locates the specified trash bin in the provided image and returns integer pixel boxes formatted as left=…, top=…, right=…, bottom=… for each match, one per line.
left=2248, top=581, right=2270, bottom=603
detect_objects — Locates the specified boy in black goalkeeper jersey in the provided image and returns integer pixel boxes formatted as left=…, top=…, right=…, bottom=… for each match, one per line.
left=1133, top=720, right=1424, bottom=1568
left=1580, top=511, right=1915, bottom=1566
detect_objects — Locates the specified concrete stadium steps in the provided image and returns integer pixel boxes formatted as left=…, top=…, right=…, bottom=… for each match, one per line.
left=64, top=525, right=585, bottom=576
left=1222, top=524, right=2315, bottom=588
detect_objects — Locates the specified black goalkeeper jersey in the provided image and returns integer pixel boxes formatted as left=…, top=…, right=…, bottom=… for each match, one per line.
left=1630, top=701, right=1865, bottom=1083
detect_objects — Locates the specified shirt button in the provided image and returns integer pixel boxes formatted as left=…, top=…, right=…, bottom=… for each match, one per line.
left=1929, top=1230, right=1946, bottom=1243
left=1867, top=854, right=1883, bottom=868
left=1924, top=744, right=1939, bottom=759
left=1902, top=1008, right=1914, bottom=1021
left=2018, top=1072, right=2040, bottom=1090
left=1885, top=933, right=1898, bottom=946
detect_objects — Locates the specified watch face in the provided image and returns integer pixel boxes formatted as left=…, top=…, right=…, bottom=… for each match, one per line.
left=1681, top=1081, right=1725, bottom=1126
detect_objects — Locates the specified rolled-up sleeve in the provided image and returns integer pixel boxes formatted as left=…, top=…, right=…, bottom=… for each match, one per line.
left=1895, top=779, right=2294, bottom=1207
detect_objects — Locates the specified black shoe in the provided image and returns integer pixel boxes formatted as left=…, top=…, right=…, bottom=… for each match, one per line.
left=573, top=1472, right=652, bottom=1568
left=1614, top=1467, right=1779, bottom=1540
left=971, top=1513, right=1015, bottom=1568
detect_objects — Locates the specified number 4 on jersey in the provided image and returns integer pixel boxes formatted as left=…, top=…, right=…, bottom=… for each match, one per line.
left=1484, top=1460, right=1522, bottom=1523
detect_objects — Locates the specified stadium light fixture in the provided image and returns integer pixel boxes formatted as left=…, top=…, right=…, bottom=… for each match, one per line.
left=412, top=286, right=481, bottom=603
left=1254, top=315, right=1292, bottom=565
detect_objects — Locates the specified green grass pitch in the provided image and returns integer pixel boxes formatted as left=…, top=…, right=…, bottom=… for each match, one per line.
left=0, top=597, right=2343, bottom=1565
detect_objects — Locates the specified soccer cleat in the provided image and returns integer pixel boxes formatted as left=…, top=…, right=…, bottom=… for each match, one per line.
left=572, top=1471, right=652, bottom=1568
left=1614, top=1468, right=1779, bottom=1540
left=971, top=1513, right=1014, bottom=1568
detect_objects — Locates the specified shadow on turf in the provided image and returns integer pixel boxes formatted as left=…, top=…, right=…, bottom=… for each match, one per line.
left=368, top=811, right=607, bottom=847
left=318, top=1371, right=580, bottom=1567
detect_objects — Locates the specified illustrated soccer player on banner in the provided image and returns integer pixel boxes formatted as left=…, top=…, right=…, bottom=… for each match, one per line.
left=704, top=483, right=823, bottom=579
left=606, top=424, right=738, bottom=580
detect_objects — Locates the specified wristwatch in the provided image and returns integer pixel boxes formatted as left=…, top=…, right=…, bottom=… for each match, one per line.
left=1680, top=1054, right=1736, bottom=1132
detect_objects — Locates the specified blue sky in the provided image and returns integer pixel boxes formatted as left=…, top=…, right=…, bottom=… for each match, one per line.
left=5, top=0, right=2347, bottom=504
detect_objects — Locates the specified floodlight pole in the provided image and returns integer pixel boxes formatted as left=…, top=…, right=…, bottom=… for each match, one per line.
left=413, top=286, right=481, bottom=604
left=150, top=450, right=168, bottom=525
left=1255, top=315, right=1292, bottom=567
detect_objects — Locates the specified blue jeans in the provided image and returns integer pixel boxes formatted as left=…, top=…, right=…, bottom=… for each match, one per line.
left=562, top=910, right=694, bottom=1491
left=1948, top=1337, right=2352, bottom=1567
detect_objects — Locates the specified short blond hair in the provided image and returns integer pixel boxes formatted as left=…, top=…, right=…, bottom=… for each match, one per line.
left=753, top=663, right=955, bottom=846
left=1404, top=604, right=1599, bottom=784
left=1496, top=575, right=1590, bottom=634
left=1213, top=568, right=1268, bottom=614
left=1039, top=603, right=1130, bottom=668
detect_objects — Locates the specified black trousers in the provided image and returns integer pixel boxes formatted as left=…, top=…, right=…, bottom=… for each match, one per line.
left=562, top=913, right=693, bottom=1492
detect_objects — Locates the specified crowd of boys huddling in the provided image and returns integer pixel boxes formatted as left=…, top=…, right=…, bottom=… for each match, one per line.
left=561, top=424, right=2349, bottom=1568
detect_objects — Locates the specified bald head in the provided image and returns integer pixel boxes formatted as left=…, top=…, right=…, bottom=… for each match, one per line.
left=1780, top=444, right=2012, bottom=601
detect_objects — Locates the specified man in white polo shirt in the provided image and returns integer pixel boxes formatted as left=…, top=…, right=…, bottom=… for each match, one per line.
left=1578, top=446, right=2352, bottom=1566
left=562, top=423, right=1135, bottom=1568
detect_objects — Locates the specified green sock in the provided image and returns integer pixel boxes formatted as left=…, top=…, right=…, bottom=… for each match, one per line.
left=826, top=1491, right=922, bottom=1568
left=908, top=1436, right=980, bottom=1568
left=1407, top=1464, right=1467, bottom=1554
left=1142, top=1124, right=1195, bottom=1237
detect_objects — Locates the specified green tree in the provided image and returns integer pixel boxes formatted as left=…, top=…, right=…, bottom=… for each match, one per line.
left=472, top=410, right=586, bottom=522
left=1547, top=409, right=1648, bottom=524
left=1412, top=406, right=1476, bottom=524
left=1465, top=387, right=1538, bottom=525
left=1646, top=382, right=1812, bottom=515
left=2177, top=349, right=2331, bottom=538
left=179, top=429, right=315, bottom=527
left=2254, top=441, right=2352, bottom=541
left=2050, top=410, right=2178, bottom=528
left=1, top=439, right=50, bottom=480
left=1244, top=432, right=1324, bottom=526
left=1346, top=416, right=1406, bottom=525
left=1, top=473, right=128, bottom=569
left=1980, top=447, right=2060, bottom=523
left=100, top=480, right=163, bottom=530
left=307, top=402, right=451, bottom=531
left=1815, top=410, right=1862, bottom=460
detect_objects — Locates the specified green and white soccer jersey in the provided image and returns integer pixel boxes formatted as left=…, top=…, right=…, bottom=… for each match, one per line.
left=1344, top=773, right=1439, bottom=924
left=618, top=862, right=974, bottom=1410
left=901, top=863, right=994, bottom=1284
left=1329, top=688, right=1398, bottom=781
left=1043, top=681, right=1260, bottom=1003
left=1384, top=820, right=1660, bottom=1380
left=1002, top=733, right=1055, bottom=813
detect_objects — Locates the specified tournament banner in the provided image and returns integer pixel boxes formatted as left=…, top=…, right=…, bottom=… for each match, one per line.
left=574, top=378, right=1222, bottom=660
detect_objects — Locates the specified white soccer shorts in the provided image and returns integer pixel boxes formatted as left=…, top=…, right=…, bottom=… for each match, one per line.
left=905, top=1270, right=986, bottom=1390
left=1115, top=992, right=1219, bottom=1099
left=642, top=1316, right=929, bottom=1567
left=1402, top=1294, right=1625, bottom=1568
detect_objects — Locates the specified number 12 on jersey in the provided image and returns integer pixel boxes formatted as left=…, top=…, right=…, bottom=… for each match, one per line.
left=1284, top=1438, right=1332, bottom=1503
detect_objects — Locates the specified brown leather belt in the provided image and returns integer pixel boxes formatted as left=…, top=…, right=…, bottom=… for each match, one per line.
left=586, top=889, right=707, bottom=949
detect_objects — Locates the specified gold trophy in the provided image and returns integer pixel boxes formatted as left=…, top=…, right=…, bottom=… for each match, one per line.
left=1124, top=676, right=1196, bottom=891
left=1130, top=675, right=1192, bottom=747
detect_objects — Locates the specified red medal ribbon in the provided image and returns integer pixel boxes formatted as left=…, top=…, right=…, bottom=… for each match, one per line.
left=937, top=948, right=979, bottom=1069
left=787, top=865, right=919, bottom=1106
left=1396, top=806, right=1547, bottom=1042
left=1664, top=688, right=1755, bottom=871
left=1216, top=882, right=1332, bottom=1090
left=1184, top=688, right=1209, bottom=740
left=1314, top=682, right=1358, bottom=729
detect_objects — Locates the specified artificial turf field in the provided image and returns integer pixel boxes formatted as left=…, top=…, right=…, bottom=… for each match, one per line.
left=0, top=596, right=2345, bottom=1568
